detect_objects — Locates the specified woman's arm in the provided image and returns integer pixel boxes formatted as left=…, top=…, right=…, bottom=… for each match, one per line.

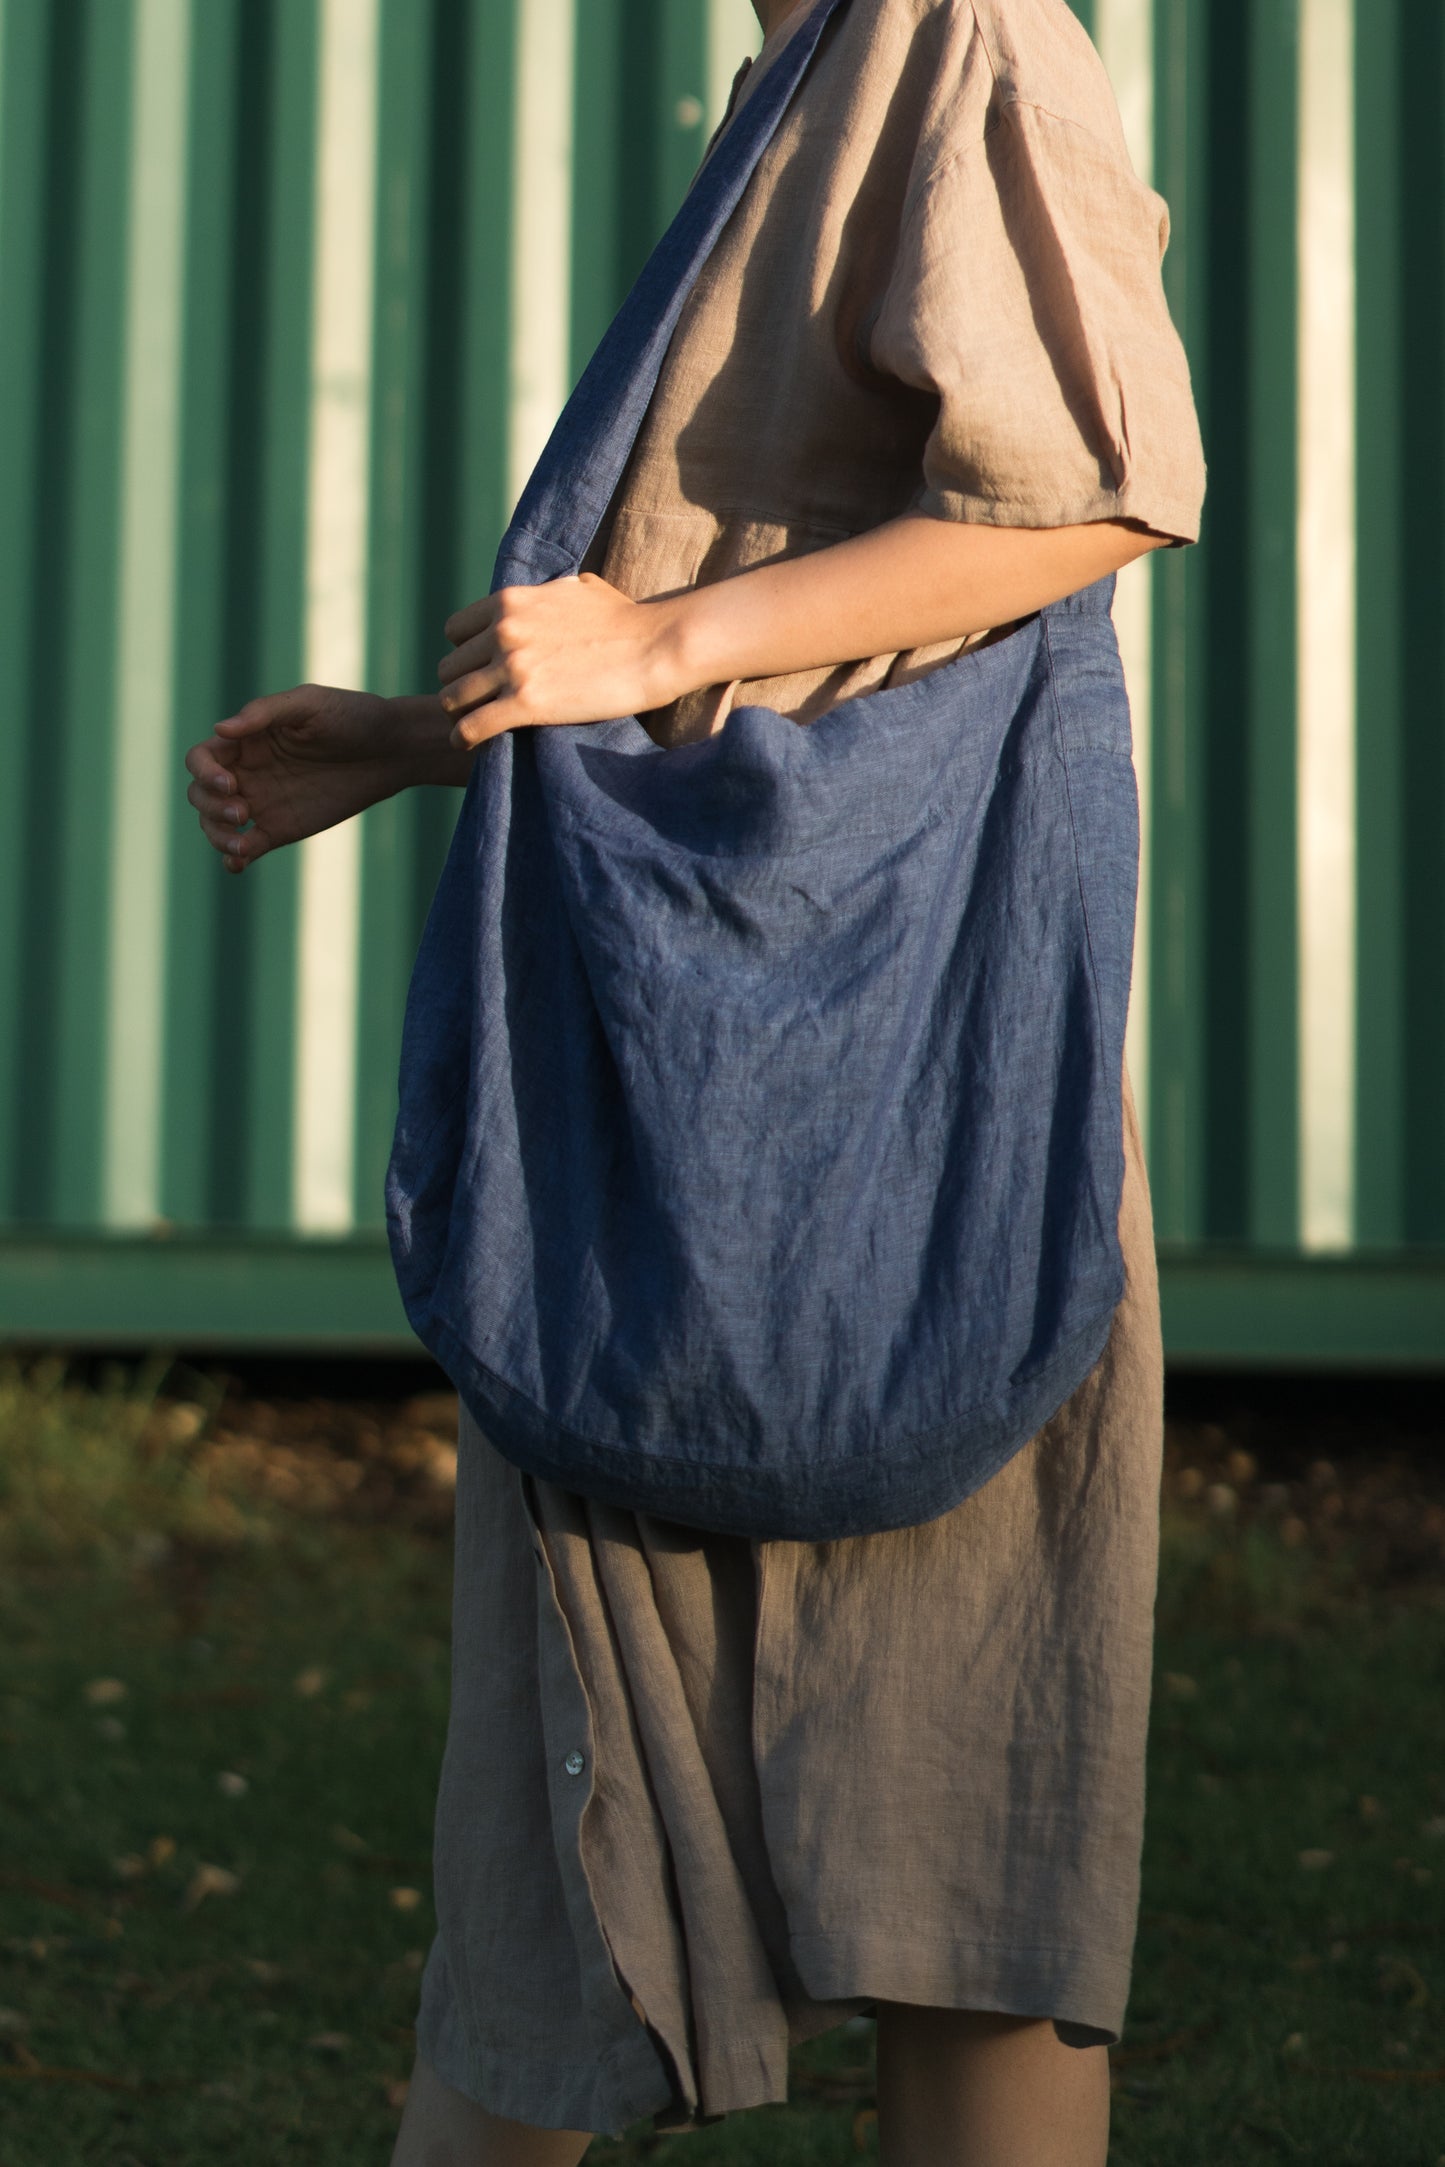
left=185, top=686, right=471, bottom=875
left=184, top=513, right=1162, bottom=871
left=437, top=512, right=1167, bottom=748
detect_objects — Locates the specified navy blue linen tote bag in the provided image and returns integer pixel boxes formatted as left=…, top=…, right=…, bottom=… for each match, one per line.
left=385, top=0, right=1139, bottom=1542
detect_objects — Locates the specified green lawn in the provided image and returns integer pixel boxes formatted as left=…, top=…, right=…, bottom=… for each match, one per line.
left=1, top=1354, right=1444, bottom=2166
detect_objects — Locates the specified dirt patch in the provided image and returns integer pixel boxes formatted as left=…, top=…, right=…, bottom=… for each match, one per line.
left=1164, top=1372, right=1445, bottom=1590
left=169, top=1374, right=462, bottom=1540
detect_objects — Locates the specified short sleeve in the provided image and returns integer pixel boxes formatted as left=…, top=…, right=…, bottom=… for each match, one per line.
left=870, top=98, right=1207, bottom=544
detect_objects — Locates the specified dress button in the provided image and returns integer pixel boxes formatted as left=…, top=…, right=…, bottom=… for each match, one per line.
left=564, top=1750, right=585, bottom=1777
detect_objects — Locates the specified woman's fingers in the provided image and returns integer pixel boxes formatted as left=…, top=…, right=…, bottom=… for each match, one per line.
left=189, top=765, right=262, bottom=860
left=448, top=693, right=534, bottom=750
left=197, top=809, right=242, bottom=851
left=442, top=596, right=496, bottom=648
left=437, top=629, right=498, bottom=687
left=184, top=737, right=238, bottom=792
left=198, top=808, right=252, bottom=855
left=438, top=661, right=511, bottom=717
left=187, top=774, right=248, bottom=824
left=198, top=808, right=271, bottom=868
left=213, top=684, right=322, bottom=737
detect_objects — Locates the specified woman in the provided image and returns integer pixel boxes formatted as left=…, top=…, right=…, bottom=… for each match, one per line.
left=186, top=1, right=1204, bottom=2160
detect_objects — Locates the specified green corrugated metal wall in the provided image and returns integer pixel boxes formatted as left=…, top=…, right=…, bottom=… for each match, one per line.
left=1, top=0, right=1442, bottom=1362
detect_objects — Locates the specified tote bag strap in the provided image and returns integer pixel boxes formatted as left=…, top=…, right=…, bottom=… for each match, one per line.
left=493, top=0, right=852, bottom=592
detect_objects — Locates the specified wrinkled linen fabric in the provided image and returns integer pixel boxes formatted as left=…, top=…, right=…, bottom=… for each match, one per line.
left=417, top=1070, right=1162, bottom=2135
left=409, top=0, right=1203, bottom=2131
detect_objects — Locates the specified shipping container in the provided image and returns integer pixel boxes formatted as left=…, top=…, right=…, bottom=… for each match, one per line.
left=1, top=0, right=1441, bottom=1362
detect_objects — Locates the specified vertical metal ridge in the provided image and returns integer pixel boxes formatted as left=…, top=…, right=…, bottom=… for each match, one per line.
left=706, top=0, right=761, bottom=133
left=239, top=3, right=317, bottom=1229
left=0, top=0, right=48, bottom=1222
left=352, top=0, right=442, bottom=1233
left=507, top=0, right=577, bottom=512
left=656, top=0, right=709, bottom=217
left=50, top=0, right=135, bottom=1225
left=1295, top=0, right=1357, bottom=1252
left=454, top=0, right=517, bottom=599
left=1352, top=0, right=1404, bottom=1245
left=1397, top=0, right=1445, bottom=1243
left=104, top=0, right=192, bottom=1230
left=1094, top=0, right=1154, bottom=178
left=1240, top=0, right=1301, bottom=1245
left=570, top=0, right=628, bottom=381
left=1094, top=0, right=1156, bottom=1149
left=1148, top=0, right=1209, bottom=1239
left=159, top=0, right=239, bottom=1233
left=292, top=0, right=380, bottom=1233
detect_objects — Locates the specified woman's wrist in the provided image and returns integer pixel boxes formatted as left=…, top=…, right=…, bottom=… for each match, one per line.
left=387, top=694, right=477, bottom=788
left=635, top=596, right=703, bottom=713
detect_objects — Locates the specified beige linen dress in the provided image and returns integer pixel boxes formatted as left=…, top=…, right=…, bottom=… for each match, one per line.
left=414, top=0, right=1206, bottom=2136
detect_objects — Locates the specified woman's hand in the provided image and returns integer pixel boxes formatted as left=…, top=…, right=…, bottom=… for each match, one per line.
left=184, top=686, right=468, bottom=875
left=437, top=575, right=683, bottom=747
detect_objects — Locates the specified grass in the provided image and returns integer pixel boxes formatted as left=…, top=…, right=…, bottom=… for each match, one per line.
left=1, top=1354, right=1444, bottom=2165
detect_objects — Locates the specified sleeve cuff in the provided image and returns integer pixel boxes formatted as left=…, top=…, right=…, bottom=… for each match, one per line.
left=914, top=478, right=1204, bottom=548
